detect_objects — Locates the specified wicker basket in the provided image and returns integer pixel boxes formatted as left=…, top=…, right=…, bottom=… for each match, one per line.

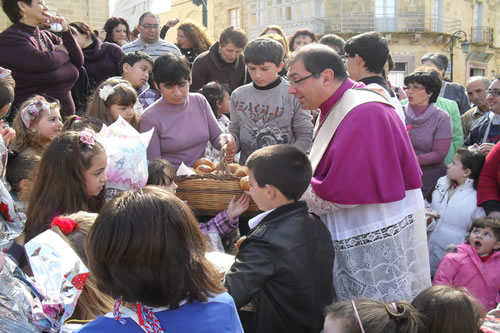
left=176, top=148, right=261, bottom=217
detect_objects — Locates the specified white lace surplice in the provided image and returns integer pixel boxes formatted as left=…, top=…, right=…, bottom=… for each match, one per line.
left=303, top=187, right=431, bottom=302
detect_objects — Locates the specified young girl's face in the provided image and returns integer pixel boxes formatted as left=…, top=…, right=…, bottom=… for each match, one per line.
left=323, top=315, right=347, bottom=333
left=163, top=168, right=178, bottom=194
left=469, top=226, right=500, bottom=256
left=84, top=152, right=107, bottom=197
left=109, top=104, right=135, bottom=123
left=446, top=154, right=470, bottom=185
left=31, top=108, right=63, bottom=140
left=218, top=91, right=230, bottom=116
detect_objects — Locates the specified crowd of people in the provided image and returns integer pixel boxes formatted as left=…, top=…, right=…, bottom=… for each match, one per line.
left=0, top=1, right=499, bottom=332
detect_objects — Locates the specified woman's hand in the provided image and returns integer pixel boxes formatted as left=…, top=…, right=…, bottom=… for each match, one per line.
left=220, top=134, right=236, bottom=162
left=97, top=30, right=107, bottom=42
left=56, top=43, right=68, bottom=54
left=166, top=18, right=180, bottom=27
left=46, top=14, right=68, bottom=32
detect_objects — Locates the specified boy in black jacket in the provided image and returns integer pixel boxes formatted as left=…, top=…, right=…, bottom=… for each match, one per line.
left=225, top=144, right=334, bottom=333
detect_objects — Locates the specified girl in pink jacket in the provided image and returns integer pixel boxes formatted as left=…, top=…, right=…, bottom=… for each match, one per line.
left=433, top=217, right=500, bottom=310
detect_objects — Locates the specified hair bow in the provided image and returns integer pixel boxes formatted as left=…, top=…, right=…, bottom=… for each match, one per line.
left=20, top=98, right=51, bottom=129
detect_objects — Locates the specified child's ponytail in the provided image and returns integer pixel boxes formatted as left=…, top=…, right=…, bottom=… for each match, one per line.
left=324, top=298, right=423, bottom=333
left=384, top=301, right=423, bottom=333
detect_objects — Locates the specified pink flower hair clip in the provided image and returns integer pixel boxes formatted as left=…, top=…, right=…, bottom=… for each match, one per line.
left=79, top=128, right=96, bottom=146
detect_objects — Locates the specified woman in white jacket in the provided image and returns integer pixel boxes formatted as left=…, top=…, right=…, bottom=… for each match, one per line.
left=426, top=147, right=486, bottom=276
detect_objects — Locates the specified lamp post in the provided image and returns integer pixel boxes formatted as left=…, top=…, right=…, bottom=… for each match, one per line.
left=192, top=0, right=208, bottom=27
left=449, top=30, right=471, bottom=82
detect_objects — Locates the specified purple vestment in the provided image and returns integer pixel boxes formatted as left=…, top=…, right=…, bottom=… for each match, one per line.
left=311, top=78, right=422, bottom=205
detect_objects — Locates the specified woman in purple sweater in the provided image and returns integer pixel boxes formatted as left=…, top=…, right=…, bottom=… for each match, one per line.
left=404, top=69, right=453, bottom=195
left=69, top=22, right=124, bottom=92
left=140, top=53, right=234, bottom=168
left=0, top=0, right=84, bottom=120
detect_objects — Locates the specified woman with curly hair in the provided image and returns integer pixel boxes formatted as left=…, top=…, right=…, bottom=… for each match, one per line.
left=175, top=21, right=213, bottom=66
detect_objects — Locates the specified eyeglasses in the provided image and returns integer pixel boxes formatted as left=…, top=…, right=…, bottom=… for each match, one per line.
left=290, top=73, right=316, bottom=86
left=141, top=24, right=160, bottom=30
left=486, top=89, right=500, bottom=97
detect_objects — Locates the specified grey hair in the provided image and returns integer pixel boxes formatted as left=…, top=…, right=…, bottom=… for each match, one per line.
left=467, top=76, right=490, bottom=90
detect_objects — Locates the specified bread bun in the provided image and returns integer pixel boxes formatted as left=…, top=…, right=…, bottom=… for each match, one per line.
left=240, top=176, right=250, bottom=191
left=193, top=158, right=214, bottom=170
left=195, top=164, right=212, bottom=174
left=228, top=163, right=240, bottom=174
left=234, top=166, right=248, bottom=178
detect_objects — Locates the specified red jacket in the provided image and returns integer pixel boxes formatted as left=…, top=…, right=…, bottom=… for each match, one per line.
left=477, top=142, right=500, bottom=206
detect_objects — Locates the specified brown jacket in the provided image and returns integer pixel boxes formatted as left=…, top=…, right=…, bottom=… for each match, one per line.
left=190, top=42, right=246, bottom=93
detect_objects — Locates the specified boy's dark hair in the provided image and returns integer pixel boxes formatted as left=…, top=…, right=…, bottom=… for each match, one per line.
left=246, top=144, right=312, bottom=201
left=468, top=217, right=500, bottom=242
left=199, top=81, right=229, bottom=116
left=412, top=285, right=484, bottom=333
left=318, top=34, right=345, bottom=55
left=289, top=44, right=348, bottom=82
left=0, top=78, right=14, bottom=108
left=344, top=32, right=389, bottom=74
left=153, top=53, right=190, bottom=86
left=6, top=152, right=40, bottom=195
left=244, top=37, right=284, bottom=67
left=85, top=186, right=225, bottom=307
left=119, top=51, right=154, bottom=75
left=404, top=69, right=442, bottom=104
left=456, top=147, right=485, bottom=189
left=147, top=159, right=176, bottom=186
left=219, top=26, right=248, bottom=49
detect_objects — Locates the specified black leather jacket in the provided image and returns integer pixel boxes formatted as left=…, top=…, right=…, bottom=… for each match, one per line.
left=225, top=201, right=334, bottom=333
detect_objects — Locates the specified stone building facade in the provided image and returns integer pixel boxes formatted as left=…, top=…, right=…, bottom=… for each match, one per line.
left=220, top=0, right=500, bottom=86
left=0, top=0, right=109, bottom=31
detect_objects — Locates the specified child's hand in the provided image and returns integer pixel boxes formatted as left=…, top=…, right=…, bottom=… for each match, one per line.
left=479, top=143, right=495, bottom=156
left=227, top=194, right=250, bottom=219
left=0, top=120, right=15, bottom=146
